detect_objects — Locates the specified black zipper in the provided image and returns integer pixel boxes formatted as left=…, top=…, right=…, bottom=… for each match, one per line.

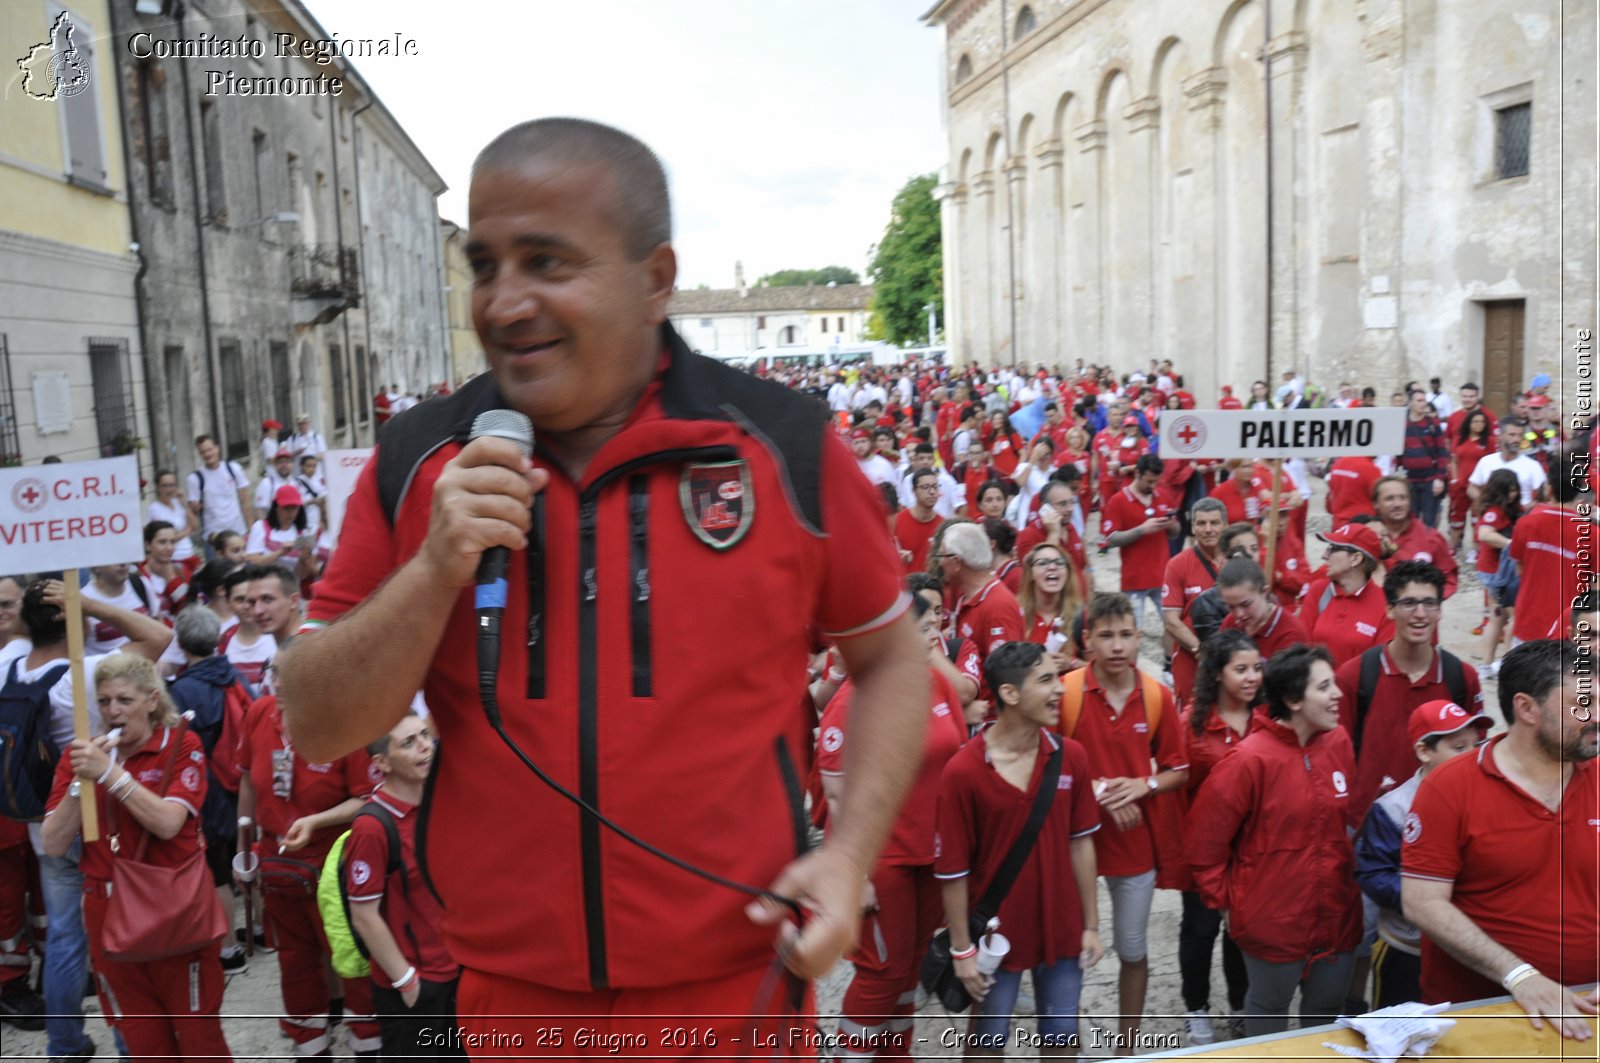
left=573, top=445, right=737, bottom=989
left=525, top=492, right=547, bottom=700
left=628, top=476, right=652, bottom=698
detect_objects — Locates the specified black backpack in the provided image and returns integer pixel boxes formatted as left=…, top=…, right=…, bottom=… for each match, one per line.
left=1352, top=645, right=1469, bottom=753
left=0, top=659, right=70, bottom=821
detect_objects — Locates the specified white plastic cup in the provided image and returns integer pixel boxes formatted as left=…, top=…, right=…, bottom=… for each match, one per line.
left=232, top=851, right=259, bottom=883
left=976, top=932, right=1010, bottom=976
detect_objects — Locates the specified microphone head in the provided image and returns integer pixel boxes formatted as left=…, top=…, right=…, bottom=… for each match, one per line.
left=470, top=409, right=534, bottom=458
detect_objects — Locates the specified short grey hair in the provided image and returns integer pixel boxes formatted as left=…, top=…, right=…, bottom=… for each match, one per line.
left=942, top=522, right=994, bottom=571
left=175, top=605, right=221, bottom=659
left=1192, top=498, right=1227, bottom=521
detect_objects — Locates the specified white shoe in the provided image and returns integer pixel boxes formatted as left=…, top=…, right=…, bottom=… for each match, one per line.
left=1184, top=1009, right=1216, bottom=1046
left=1478, top=660, right=1501, bottom=681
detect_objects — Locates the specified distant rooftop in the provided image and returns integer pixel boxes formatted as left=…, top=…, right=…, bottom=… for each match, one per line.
left=668, top=283, right=872, bottom=315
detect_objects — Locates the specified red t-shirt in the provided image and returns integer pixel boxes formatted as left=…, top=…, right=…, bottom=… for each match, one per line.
left=816, top=671, right=966, bottom=865
left=1474, top=506, right=1512, bottom=575
left=951, top=579, right=1024, bottom=664
left=1162, top=545, right=1221, bottom=640
left=1450, top=439, right=1491, bottom=494
left=1102, top=487, right=1172, bottom=592
left=893, top=508, right=941, bottom=574
left=959, top=462, right=1000, bottom=512
left=1325, top=458, right=1381, bottom=524
left=1091, top=430, right=1122, bottom=488
left=1301, top=578, right=1394, bottom=664
left=1179, top=705, right=1266, bottom=797
left=236, top=695, right=377, bottom=868
left=46, top=727, right=207, bottom=882
left=1063, top=667, right=1186, bottom=876
left=1334, top=646, right=1483, bottom=821
left=344, top=790, right=458, bottom=985
left=934, top=729, right=1100, bottom=970
left=987, top=431, right=1023, bottom=475
left=1509, top=504, right=1594, bottom=642
left=1444, top=406, right=1498, bottom=447
left=1220, top=604, right=1311, bottom=664
left=1208, top=477, right=1248, bottom=525
left=1402, top=737, right=1598, bottom=1003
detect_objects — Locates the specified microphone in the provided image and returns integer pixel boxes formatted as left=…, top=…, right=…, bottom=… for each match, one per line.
left=470, top=410, right=534, bottom=710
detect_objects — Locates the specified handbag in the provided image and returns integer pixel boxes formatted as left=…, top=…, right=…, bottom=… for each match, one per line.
left=102, top=716, right=229, bottom=962
left=919, top=740, right=1062, bottom=1013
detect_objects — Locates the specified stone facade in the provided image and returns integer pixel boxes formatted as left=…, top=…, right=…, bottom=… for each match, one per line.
left=108, top=0, right=444, bottom=476
left=925, top=0, right=1597, bottom=412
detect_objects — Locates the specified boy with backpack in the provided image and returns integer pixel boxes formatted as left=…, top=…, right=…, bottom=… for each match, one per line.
left=339, top=712, right=461, bottom=1058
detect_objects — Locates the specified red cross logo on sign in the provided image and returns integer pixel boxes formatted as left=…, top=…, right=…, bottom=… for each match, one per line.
left=1169, top=416, right=1207, bottom=455
left=11, top=478, right=48, bottom=514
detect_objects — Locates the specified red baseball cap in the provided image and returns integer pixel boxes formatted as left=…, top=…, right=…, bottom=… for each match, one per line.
left=261, top=419, right=283, bottom=431
left=1121, top=415, right=1139, bottom=427
left=1316, top=523, right=1383, bottom=564
left=274, top=484, right=304, bottom=507
left=1527, top=394, right=1552, bottom=409
left=1220, top=385, right=1234, bottom=395
left=1407, top=699, right=1491, bottom=747
left=849, top=428, right=870, bottom=441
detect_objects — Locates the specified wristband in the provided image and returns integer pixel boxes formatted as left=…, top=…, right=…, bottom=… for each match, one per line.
left=1501, top=962, right=1538, bottom=992
left=393, top=966, right=418, bottom=990
left=111, top=772, right=137, bottom=802
left=949, top=944, right=978, bottom=960
left=98, top=762, right=116, bottom=785
left=826, top=668, right=847, bottom=684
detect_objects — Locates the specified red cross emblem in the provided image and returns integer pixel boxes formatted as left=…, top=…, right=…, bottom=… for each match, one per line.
left=1169, top=416, right=1207, bottom=454
left=10, top=477, right=48, bottom=514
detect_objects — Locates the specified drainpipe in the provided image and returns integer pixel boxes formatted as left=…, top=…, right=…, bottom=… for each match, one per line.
left=348, top=95, right=375, bottom=439
left=173, top=0, right=220, bottom=443
left=111, top=36, right=153, bottom=486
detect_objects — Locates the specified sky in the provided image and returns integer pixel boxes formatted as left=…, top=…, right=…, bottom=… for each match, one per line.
left=313, top=0, right=949, bottom=290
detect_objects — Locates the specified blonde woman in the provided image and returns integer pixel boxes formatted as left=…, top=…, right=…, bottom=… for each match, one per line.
left=42, top=655, right=232, bottom=1061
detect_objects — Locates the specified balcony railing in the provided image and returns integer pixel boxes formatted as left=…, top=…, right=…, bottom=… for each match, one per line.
left=289, top=244, right=360, bottom=302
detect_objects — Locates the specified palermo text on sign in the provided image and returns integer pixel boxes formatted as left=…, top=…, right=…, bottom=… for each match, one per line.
left=1158, top=408, right=1406, bottom=460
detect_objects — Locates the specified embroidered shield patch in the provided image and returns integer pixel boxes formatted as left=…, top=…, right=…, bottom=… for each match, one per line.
left=680, top=461, right=753, bottom=549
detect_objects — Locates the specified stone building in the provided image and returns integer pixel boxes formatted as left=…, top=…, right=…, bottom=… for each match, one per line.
left=668, top=267, right=874, bottom=359
left=107, top=0, right=445, bottom=478
left=924, top=0, right=1596, bottom=414
left=0, top=1, right=148, bottom=470
left=440, top=219, right=484, bottom=387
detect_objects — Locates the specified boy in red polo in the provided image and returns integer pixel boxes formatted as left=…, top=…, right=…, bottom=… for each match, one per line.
left=1102, top=456, right=1179, bottom=632
left=1060, top=594, right=1188, bottom=1054
left=347, top=712, right=463, bottom=1059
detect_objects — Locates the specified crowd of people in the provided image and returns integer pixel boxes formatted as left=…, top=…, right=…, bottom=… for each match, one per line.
left=0, top=115, right=1595, bottom=1062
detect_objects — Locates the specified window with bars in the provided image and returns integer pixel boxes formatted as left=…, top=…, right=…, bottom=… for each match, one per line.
left=1494, top=102, right=1531, bottom=180
left=218, top=339, right=247, bottom=459
left=270, top=341, right=292, bottom=428
left=330, top=343, right=347, bottom=430
left=0, top=336, right=20, bottom=466
left=354, top=345, right=369, bottom=424
left=88, top=338, right=138, bottom=459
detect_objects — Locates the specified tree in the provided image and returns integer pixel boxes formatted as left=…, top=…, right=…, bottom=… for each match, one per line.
left=867, top=173, right=942, bottom=346
left=757, top=266, right=860, bottom=287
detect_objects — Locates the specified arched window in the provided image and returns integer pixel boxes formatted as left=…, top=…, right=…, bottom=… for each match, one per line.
left=955, top=54, right=973, bottom=84
left=779, top=325, right=799, bottom=345
left=1014, top=5, right=1036, bottom=39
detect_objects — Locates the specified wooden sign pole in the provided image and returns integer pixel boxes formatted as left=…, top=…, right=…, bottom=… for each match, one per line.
left=63, top=579, right=99, bottom=841
left=1262, top=458, right=1284, bottom=587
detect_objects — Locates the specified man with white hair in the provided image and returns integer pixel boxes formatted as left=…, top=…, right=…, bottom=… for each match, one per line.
left=938, top=522, right=1024, bottom=679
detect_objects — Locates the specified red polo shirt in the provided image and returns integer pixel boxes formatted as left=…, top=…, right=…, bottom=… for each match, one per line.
left=934, top=729, right=1100, bottom=970
left=1510, top=504, right=1595, bottom=642
left=1300, top=578, right=1393, bottom=664
left=1062, top=666, right=1185, bottom=877
left=1208, top=477, right=1248, bottom=525
left=1163, top=547, right=1222, bottom=700
left=1102, top=487, right=1172, bottom=592
left=1325, top=458, right=1381, bottom=524
left=1402, top=737, right=1598, bottom=1003
left=1474, top=507, right=1511, bottom=575
left=1221, top=605, right=1310, bottom=664
left=1387, top=519, right=1460, bottom=599
left=344, top=789, right=458, bottom=986
left=951, top=579, right=1025, bottom=664
left=893, top=507, right=941, bottom=574
left=817, top=671, right=966, bottom=865
left=1334, top=645, right=1483, bottom=820
left=1180, top=705, right=1267, bottom=797
left=237, top=695, right=377, bottom=868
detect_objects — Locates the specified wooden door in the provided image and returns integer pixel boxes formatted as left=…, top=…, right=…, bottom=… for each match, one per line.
left=1481, top=300, right=1526, bottom=416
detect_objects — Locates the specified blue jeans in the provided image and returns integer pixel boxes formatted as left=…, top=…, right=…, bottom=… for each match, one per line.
left=39, top=842, right=91, bottom=1056
left=969, top=956, right=1085, bottom=1050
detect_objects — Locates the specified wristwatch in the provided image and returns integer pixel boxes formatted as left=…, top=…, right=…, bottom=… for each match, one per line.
left=1145, top=775, right=1158, bottom=793
left=68, top=780, right=81, bottom=798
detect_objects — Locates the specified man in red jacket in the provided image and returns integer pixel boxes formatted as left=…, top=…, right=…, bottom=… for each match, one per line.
left=1402, top=640, right=1598, bottom=1040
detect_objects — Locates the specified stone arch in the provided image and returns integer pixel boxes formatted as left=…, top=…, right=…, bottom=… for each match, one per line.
left=1014, top=4, right=1037, bottom=40
left=1148, top=35, right=1186, bottom=101
left=957, top=146, right=974, bottom=185
left=1213, top=0, right=1261, bottom=70
left=1051, top=91, right=1078, bottom=143
left=1094, top=64, right=1133, bottom=122
left=982, top=130, right=1005, bottom=172
left=1015, top=112, right=1036, bottom=156
left=956, top=53, right=973, bottom=84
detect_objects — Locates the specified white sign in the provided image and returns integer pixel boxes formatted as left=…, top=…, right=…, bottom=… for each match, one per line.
left=321, top=448, right=372, bottom=542
left=31, top=371, right=72, bottom=434
left=0, top=457, right=143, bottom=570
left=1160, top=408, right=1407, bottom=460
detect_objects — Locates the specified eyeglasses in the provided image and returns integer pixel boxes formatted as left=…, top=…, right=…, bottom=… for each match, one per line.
left=1031, top=558, right=1068, bottom=569
left=934, top=553, right=959, bottom=561
left=1392, top=597, right=1441, bottom=612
